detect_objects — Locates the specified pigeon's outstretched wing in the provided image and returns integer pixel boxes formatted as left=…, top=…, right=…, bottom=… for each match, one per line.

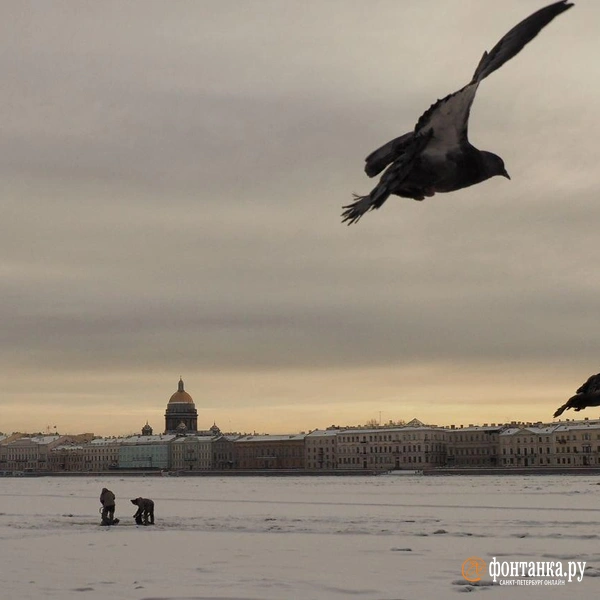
left=472, top=0, right=573, bottom=83
left=346, top=1, right=574, bottom=225
left=553, top=372, right=600, bottom=418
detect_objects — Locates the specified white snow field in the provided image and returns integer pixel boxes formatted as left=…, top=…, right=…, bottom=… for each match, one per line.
left=1, top=474, right=599, bottom=600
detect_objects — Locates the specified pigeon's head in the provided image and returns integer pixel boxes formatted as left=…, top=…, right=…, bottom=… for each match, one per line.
left=481, top=151, right=510, bottom=181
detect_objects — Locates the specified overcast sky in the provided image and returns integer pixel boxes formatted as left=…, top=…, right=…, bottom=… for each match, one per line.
left=2, top=1, right=599, bottom=436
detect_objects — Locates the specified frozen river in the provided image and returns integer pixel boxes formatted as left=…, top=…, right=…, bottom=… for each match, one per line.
left=1, top=474, right=599, bottom=599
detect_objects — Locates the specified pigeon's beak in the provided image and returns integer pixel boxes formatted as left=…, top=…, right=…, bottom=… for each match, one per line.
left=502, top=169, right=511, bottom=180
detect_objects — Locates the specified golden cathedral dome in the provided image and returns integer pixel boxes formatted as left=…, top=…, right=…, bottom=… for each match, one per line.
left=168, top=378, right=195, bottom=404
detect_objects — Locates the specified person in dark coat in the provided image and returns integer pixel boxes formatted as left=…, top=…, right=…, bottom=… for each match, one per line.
left=99, top=488, right=117, bottom=525
left=131, top=497, right=154, bottom=525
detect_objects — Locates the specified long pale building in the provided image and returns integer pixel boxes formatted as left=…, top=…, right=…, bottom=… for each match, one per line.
left=335, top=419, right=448, bottom=471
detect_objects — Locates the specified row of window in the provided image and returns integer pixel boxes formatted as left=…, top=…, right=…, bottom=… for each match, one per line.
left=449, top=448, right=492, bottom=455
left=338, top=434, right=442, bottom=443
left=501, top=457, right=600, bottom=465
left=339, top=455, right=425, bottom=465
left=236, top=448, right=303, bottom=458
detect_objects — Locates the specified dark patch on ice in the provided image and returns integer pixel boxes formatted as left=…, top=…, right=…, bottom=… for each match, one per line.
left=433, top=529, right=448, bottom=534
left=452, top=579, right=495, bottom=592
left=390, top=547, right=412, bottom=551
left=584, top=566, right=600, bottom=577
left=542, top=533, right=598, bottom=540
left=542, top=552, right=585, bottom=560
left=308, top=584, right=382, bottom=596
left=71, top=587, right=94, bottom=592
left=452, top=579, right=494, bottom=586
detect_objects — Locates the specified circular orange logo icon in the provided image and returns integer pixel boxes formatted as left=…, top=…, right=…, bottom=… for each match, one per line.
left=462, top=557, right=487, bottom=582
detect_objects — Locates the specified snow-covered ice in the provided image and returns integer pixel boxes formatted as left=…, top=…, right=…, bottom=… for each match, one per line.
left=1, top=474, right=599, bottom=599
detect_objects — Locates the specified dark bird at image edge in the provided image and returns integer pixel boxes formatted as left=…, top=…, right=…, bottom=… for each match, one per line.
left=554, top=373, right=600, bottom=418
left=342, top=1, right=573, bottom=225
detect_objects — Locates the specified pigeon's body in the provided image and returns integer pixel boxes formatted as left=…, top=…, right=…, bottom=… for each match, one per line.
left=343, top=1, right=573, bottom=224
left=553, top=373, right=600, bottom=418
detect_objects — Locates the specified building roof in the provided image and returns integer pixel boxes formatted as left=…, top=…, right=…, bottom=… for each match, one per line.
left=235, top=434, right=306, bottom=443
left=52, top=444, right=84, bottom=451
left=23, top=435, right=63, bottom=445
left=555, top=422, right=600, bottom=432
left=88, top=437, right=127, bottom=446
left=168, top=378, right=195, bottom=405
left=122, top=434, right=177, bottom=445
left=500, top=426, right=558, bottom=437
left=172, top=435, right=215, bottom=444
left=306, top=430, right=338, bottom=438
left=447, top=425, right=503, bottom=432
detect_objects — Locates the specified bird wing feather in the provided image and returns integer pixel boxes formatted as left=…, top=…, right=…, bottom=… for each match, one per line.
left=364, top=132, right=414, bottom=178
left=472, top=0, right=573, bottom=82
left=413, top=82, right=479, bottom=160
left=576, top=373, right=600, bottom=395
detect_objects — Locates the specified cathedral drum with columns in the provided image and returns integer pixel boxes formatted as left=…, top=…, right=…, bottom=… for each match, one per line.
left=164, top=378, right=198, bottom=434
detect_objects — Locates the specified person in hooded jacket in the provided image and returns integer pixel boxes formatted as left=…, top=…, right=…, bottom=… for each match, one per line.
left=131, top=497, right=154, bottom=525
left=100, top=488, right=117, bottom=525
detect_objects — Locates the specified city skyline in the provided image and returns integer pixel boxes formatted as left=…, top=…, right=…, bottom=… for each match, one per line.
left=3, top=2, right=599, bottom=437
left=3, top=375, right=599, bottom=438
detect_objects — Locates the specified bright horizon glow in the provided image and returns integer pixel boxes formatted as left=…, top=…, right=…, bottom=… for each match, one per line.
left=3, top=361, right=595, bottom=437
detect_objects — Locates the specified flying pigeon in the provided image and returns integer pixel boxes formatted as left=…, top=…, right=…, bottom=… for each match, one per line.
left=342, top=1, right=573, bottom=225
left=553, top=372, right=600, bottom=418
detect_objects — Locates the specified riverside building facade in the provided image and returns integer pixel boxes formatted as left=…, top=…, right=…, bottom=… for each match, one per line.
left=336, top=419, right=448, bottom=470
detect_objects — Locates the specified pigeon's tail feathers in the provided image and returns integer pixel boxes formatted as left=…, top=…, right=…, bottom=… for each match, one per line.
left=342, top=187, right=390, bottom=225
left=365, top=132, right=414, bottom=178
left=472, top=0, right=574, bottom=83
left=346, top=131, right=432, bottom=224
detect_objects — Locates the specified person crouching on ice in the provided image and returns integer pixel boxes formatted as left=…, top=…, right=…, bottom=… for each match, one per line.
left=99, top=488, right=117, bottom=526
left=131, top=497, right=154, bottom=525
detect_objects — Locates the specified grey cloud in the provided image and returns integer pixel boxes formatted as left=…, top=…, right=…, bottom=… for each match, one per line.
left=2, top=1, right=599, bottom=433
